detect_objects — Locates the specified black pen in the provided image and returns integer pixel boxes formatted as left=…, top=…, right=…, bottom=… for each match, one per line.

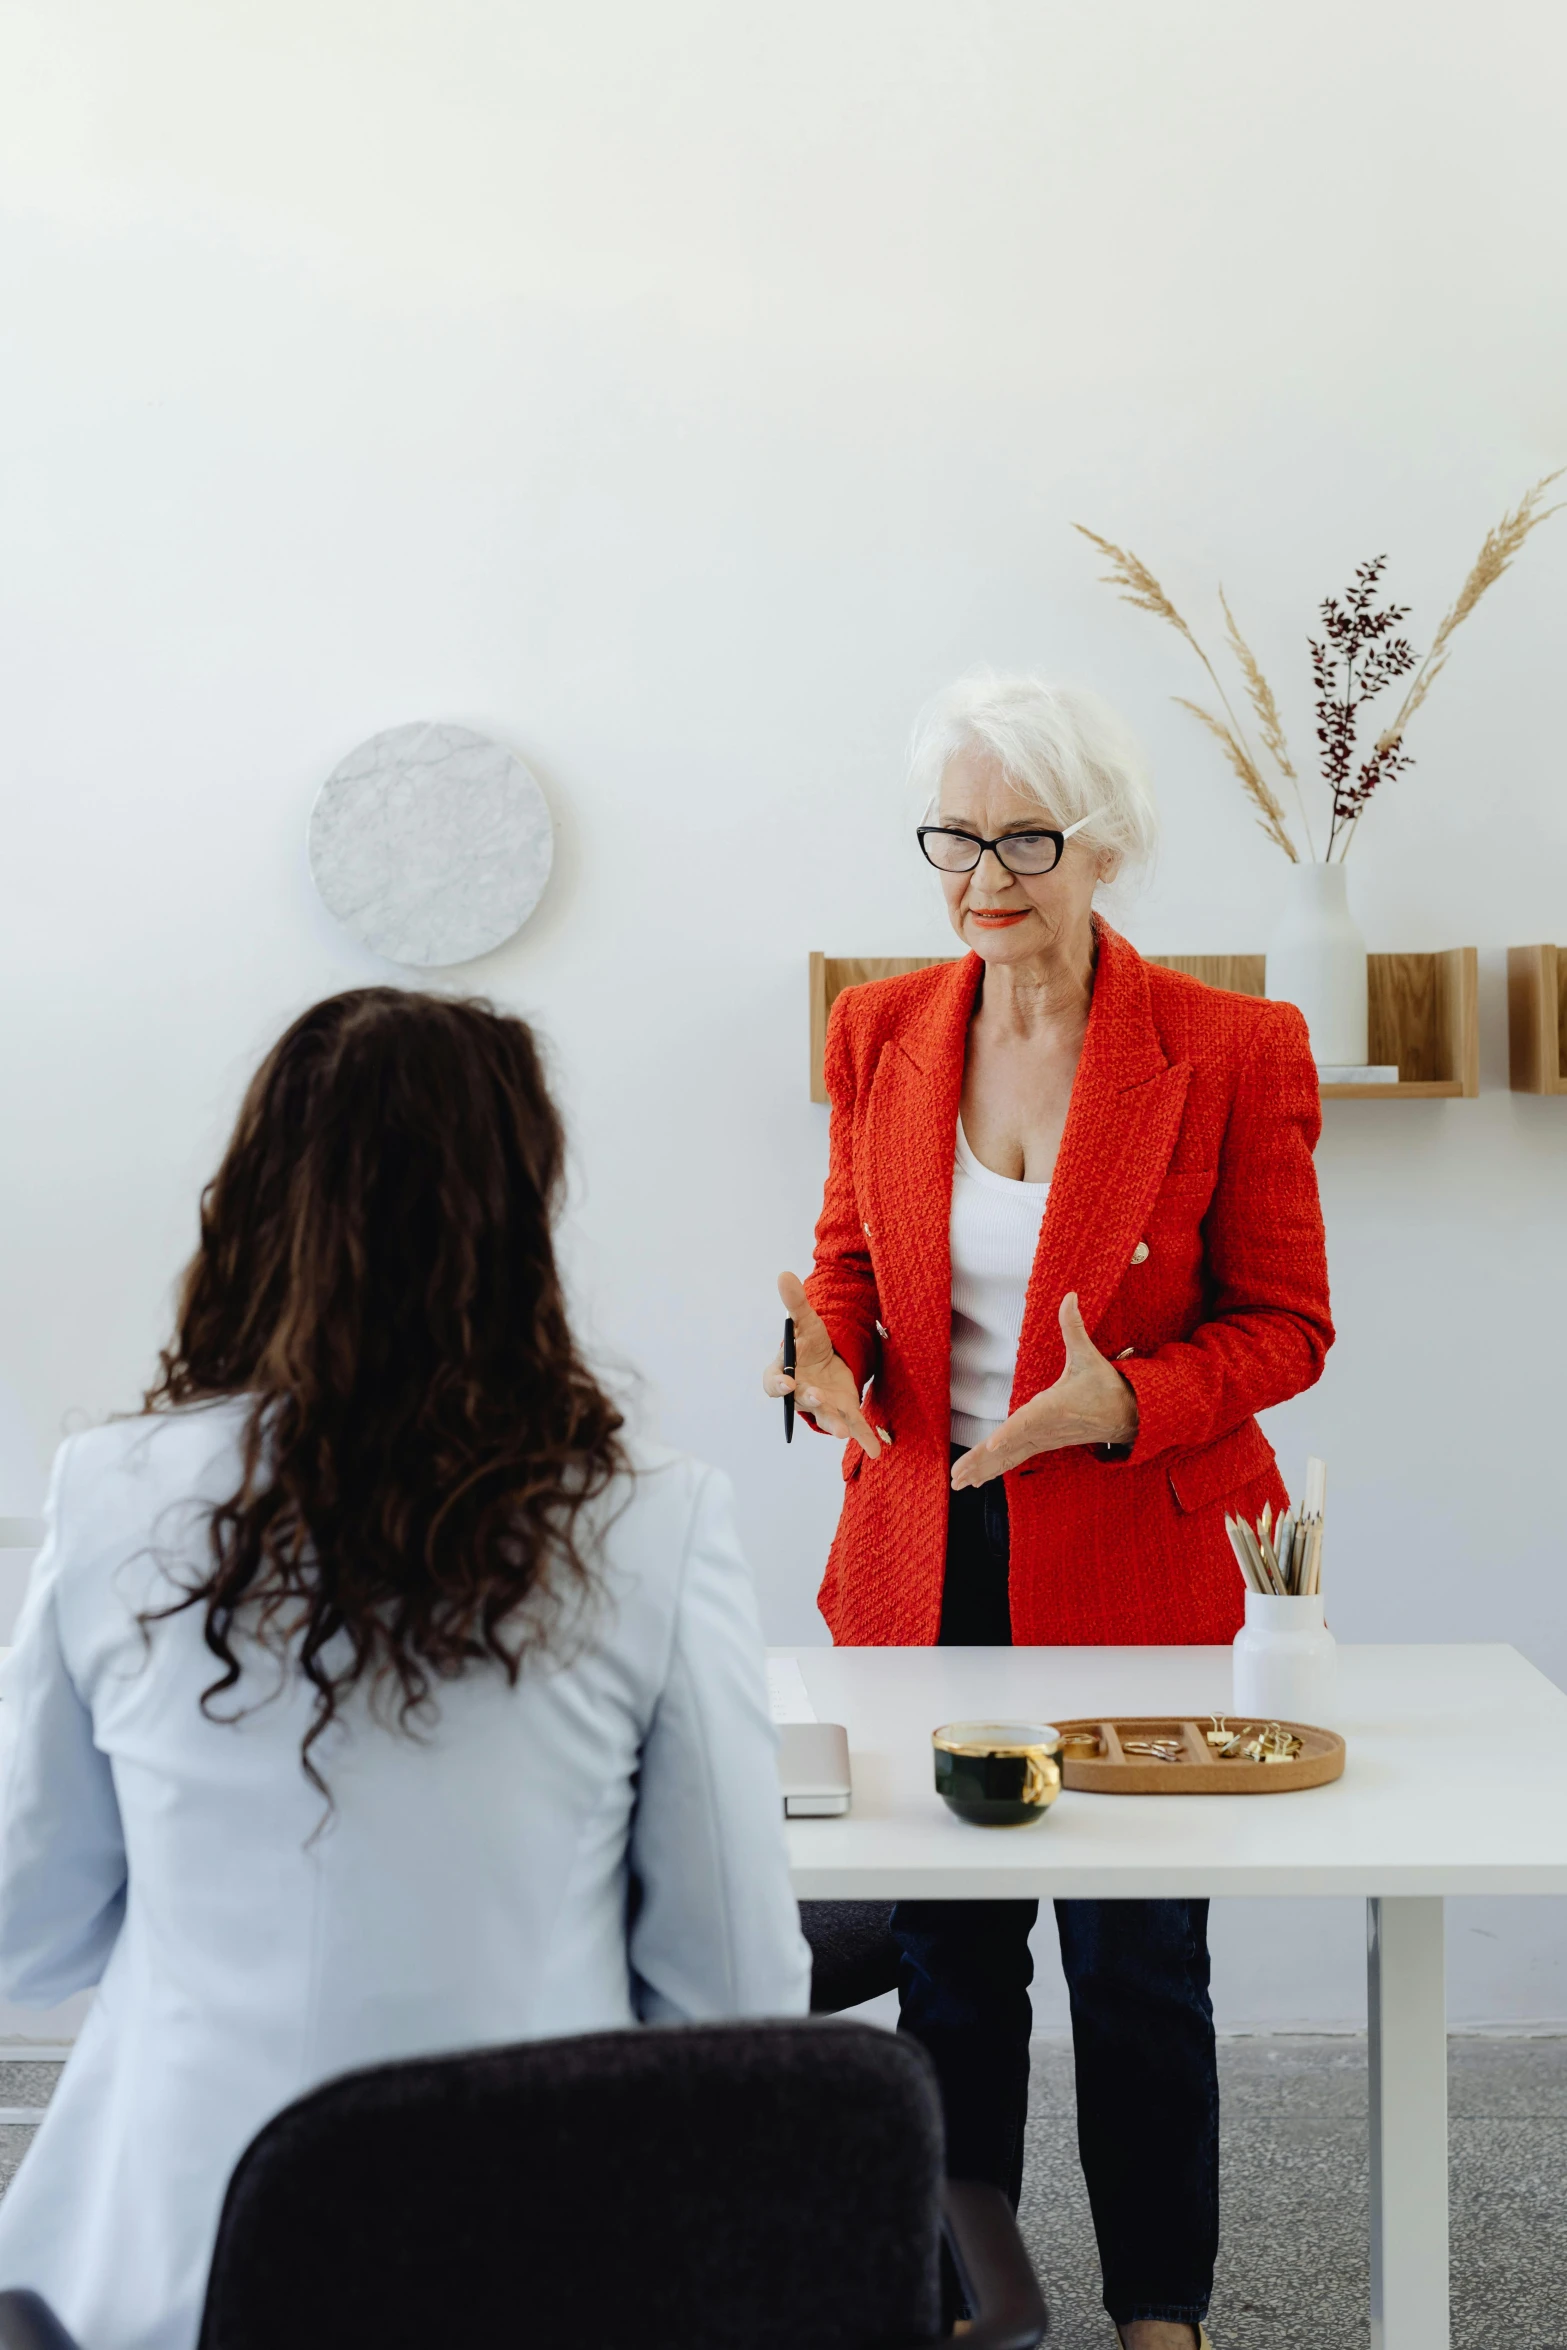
left=782, top=1316, right=796, bottom=1443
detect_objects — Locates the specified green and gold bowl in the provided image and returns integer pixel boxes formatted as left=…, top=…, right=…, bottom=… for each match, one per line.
left=932, top=1721, right=1064, bottom=1827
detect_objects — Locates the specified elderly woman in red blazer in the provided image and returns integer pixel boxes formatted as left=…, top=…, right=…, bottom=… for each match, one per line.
left=767, top=675, right=1332, bottom=2350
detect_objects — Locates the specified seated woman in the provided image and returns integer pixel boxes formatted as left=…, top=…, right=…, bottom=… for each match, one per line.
left=0, top=987, right=809, bottom=2350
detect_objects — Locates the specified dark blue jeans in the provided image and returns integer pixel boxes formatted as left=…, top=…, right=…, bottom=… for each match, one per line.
left=890, top=1464, right=1219, bottom=2330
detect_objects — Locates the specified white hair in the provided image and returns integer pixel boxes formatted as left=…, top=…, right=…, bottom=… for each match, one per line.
left=907, top=672, right=1159, bottom=882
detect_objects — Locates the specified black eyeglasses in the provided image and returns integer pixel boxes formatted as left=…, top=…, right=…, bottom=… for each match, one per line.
left=916, top=811, right=1100, bottom=878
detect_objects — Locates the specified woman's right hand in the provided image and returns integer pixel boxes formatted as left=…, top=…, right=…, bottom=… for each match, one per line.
left=763, top=1272, right=883, bottom=1460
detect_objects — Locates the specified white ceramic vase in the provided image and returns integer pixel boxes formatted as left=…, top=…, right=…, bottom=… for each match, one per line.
left=1232, top=1591, right=1338, bottom=1727
left=1265, top=861, right=1368, bottom=1066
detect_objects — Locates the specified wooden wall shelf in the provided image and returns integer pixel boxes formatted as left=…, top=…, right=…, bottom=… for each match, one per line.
left=1506, top=946, right=1567, bottom=1092
left=808, top=948, right=1479, bottom=1102
left=1146, top=951, right=1479, bottom=1099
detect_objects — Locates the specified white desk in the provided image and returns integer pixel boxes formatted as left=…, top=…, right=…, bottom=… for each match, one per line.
left=775, top=1641, right=1567, bottom=2350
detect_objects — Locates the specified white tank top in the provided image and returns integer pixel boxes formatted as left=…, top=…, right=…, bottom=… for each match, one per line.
left=949, top=1120, right=1050, bottom=1450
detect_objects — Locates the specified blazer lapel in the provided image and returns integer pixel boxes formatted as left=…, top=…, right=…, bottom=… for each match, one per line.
left=864, top=955, right=982, bottom=1445
left=1013, top=922, right=1191, bottom=1402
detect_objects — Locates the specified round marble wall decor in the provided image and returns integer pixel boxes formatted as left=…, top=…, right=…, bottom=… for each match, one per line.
left=308, top=721, right=554, bottom=967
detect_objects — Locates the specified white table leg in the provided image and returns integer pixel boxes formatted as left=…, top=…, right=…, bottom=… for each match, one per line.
left=1366, top=1895, right=1449, bottom=2350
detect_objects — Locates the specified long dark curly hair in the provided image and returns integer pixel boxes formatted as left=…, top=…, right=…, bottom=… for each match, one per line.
left=145, top=987, right=626, bottom=1789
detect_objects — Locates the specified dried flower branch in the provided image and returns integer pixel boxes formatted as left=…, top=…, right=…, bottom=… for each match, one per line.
left=1073, top=524, right=1299, bottom=861
left=1172, top=698, right=1299, bottom=860
left=1310, top=557, right=1417, bottom=857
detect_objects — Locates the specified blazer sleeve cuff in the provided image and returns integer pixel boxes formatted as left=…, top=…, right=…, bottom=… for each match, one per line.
left=796, top=1317, right=877, bottom=1436
left=817, top=1311, right=878, bottom=1398
left=1095, top=1355, right=1191, bottom=1466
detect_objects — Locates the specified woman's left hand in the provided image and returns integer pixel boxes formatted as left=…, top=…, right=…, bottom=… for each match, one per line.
left=950, top=1292, right=1138, bottom=1490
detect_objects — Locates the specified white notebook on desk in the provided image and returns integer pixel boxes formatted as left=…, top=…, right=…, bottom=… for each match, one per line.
left=767, top=1658, right=852, bottom=1817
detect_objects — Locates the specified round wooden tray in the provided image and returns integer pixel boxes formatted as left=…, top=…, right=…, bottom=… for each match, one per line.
left=1054, top=1716, right=1345, bottom=1795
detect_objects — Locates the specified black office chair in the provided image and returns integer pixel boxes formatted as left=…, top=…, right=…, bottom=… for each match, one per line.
left=0, top=2019, right=1046, bottom=2350
left=802, top=1898, right=902, bottom=2012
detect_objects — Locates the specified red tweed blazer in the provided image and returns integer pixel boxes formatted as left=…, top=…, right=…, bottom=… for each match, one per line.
left=803, top=920, right=1334, bottom=1647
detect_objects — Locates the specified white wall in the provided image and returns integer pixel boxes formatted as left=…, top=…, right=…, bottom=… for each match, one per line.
left=2, top=0, right=1565, bottom=2027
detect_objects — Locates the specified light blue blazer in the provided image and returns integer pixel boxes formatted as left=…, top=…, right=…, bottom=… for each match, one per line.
left=0, top=1402, right=809, bottom=2350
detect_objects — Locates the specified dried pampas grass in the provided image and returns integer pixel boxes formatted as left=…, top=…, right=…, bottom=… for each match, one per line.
left=1375, top=468, right=1565, bottom=756
left=1073, top=524, right=1300, bottom=862
left=1072, top=526, right=1201, bottom=652
left=1220, top=588, right=1318, bottom=858
left=1173, top=698, right=1298, bottom=860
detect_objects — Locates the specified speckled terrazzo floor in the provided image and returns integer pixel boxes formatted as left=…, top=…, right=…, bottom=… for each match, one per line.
left=0, top=2060, right=61, bottom=2195
left=0, top=2040, right=1562, bottom=2344
left=1019, top=2035, right=1567, bottom=2350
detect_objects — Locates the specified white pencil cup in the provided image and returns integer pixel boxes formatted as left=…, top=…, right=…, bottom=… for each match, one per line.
left=1232, top=1591, right=1338, bottom=1726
